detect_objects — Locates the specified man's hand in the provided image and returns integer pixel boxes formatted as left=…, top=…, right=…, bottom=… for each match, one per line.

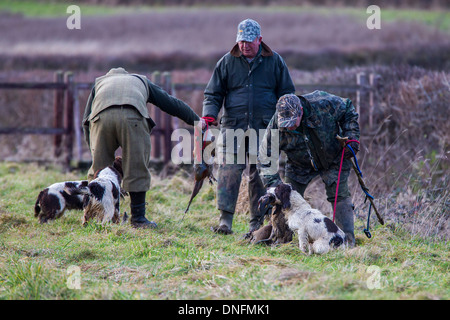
left=197, top=118, right=207, bottom=130
left=344, top=141, right=360, bottom=159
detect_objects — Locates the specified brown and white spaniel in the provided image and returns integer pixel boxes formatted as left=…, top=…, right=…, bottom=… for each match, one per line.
left=34, top=180, right=88, bottom=223
left=65, top=157, right=126, bottom=226
left=258, top=183, right=346, bottom=254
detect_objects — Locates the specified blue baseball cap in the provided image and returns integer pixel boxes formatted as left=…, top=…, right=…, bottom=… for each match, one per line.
left=236, top=19, right=261, bottom=42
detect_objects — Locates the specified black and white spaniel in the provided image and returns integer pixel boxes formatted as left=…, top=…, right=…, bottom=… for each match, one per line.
left=258, top=183, right=346, bottom=255
left=65, top=157, right=125, bottom=226
left=34, top=180, right=88, bottom=223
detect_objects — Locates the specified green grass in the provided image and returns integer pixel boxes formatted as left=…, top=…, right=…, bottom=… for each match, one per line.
left=0, top=0, right=129, bottom=17
left=0, top=1, right=448, bottom=31
left=0, top=161, right=448, bottom=300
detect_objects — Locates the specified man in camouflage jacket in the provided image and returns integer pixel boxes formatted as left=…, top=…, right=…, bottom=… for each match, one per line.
left=202, top=19, right=295, bottom=234
left=258, top=92, right=360, bottom=246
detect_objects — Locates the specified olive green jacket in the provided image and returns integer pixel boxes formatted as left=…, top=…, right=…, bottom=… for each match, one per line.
left=202, top=42, right=295, bottom=154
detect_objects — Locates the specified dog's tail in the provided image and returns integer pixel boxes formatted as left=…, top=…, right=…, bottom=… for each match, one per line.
left=64, top=184, right=90, bottom=196
left=34, top=191, right=44, bottom=217
left=122, top=211, right=129, bottom=224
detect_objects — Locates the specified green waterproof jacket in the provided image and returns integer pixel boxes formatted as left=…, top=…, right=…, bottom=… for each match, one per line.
left=202, top=42, right=295, bottom=154
left=259, top=90, right=360, bottom=187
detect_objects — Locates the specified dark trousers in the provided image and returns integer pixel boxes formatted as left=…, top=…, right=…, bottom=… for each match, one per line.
left=217, top=156, right=266, bottom=219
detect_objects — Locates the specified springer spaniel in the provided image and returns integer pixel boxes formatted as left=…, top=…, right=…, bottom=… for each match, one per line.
left=65, top=157, right=125, bottom=226
left=258, top=183, right=346, bottom=255
left=34, top=180, right=88, bottom=223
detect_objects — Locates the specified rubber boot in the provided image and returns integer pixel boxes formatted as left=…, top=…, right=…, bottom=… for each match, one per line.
left=211, top=210, right=233, bottom=235
left=249, top=210, right=266, bottom=234
left=129, top=192, right=157, bottom=229
left=334, top=198, right=355, bottom=248
left=130, top=203, right=157, bottom=229
left=247, top=164, right=267, bottom=233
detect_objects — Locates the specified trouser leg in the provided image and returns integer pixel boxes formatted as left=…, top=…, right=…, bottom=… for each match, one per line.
left=248, top=163, right=269, bottom=232
left=214, top=158, right=246, bottom=233
left=87, top=109, right=119, bottom=182
left=284, top=176, right=308, bottom=197
left=216, top=160, right=245, bottom=214
left=324, top=175, right=355, bottom=247
left=333, top=198, right=355, bottom=247
left=117, top=107, right=151, bottom=193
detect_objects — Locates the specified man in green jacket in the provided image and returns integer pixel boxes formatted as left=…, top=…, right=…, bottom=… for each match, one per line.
left=202, top=19, right=295, bottom=234
left=258, top=93, right=360, bottom=246
left=83, top=67, right=202, bottom=229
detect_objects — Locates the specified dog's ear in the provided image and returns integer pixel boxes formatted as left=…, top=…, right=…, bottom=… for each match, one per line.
left=275, top=184, right=292, bottom=209
left=272, top=204, right=282, bottom=215
left=80, top=180, right=89, bottom=187
left=113, top=157, right=124, bottom=178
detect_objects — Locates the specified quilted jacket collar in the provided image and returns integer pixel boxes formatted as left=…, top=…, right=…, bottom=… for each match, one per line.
left=230, top=41, right=274, bottom=58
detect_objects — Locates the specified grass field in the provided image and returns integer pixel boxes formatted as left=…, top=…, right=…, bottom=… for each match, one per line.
left=0, top=1, right=448, bottom=301
left=0, top=0, right=448, bottom=32
left=0, top=162, right=448, bottom=300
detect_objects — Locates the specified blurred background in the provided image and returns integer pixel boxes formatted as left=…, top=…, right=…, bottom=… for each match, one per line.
left=0, top=0, right=448, bottom=238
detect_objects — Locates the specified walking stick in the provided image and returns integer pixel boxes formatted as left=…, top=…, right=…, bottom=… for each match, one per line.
left=349, top=157, right=384, bottom=226
left=336, top=135, right=384, bottom=238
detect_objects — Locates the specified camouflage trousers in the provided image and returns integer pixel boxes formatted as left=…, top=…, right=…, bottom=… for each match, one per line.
left=285, top=164, right=351, bottom=203
left=216, top=153, right=266, bottom=218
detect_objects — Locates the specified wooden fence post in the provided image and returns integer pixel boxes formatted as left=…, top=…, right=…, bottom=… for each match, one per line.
left=369, top=73, right=380, bottom=131
left=356, top=72, right=369, bottom=120
left=53, top=70, right=64, bottom=158
left=73, top=83, right=82, bottom=164
left=151, top=71, right=162, bottom=160
left=64, top=71, right=74, bottom=170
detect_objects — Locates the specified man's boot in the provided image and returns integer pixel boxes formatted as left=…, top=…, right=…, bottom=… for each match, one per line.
left=249, top=212, right=265, bottom=233
left=211, top=210, right=233, bottom=235
left=247, top=164, right=269, bottom=233
left=334, top=198, right=355, bottom=248
left=129, top=192, right=157, bottom=229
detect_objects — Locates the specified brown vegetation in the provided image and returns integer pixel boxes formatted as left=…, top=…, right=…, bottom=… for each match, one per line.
left=0, top=8, right=448, bottom=71
left=61, top=0, right=450, bottom=10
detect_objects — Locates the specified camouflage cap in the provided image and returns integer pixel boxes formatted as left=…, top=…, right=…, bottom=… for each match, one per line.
left=277, top=94, right=303, bottom=128
left=236, top=19, right=261, bottom=42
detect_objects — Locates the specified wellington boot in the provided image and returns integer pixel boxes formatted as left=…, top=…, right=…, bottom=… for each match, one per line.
left=211, top=210, right=233, bottom=235
left=334, top=198, right=355, bottom=248
left=130, top=203, right=157, bottom=229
